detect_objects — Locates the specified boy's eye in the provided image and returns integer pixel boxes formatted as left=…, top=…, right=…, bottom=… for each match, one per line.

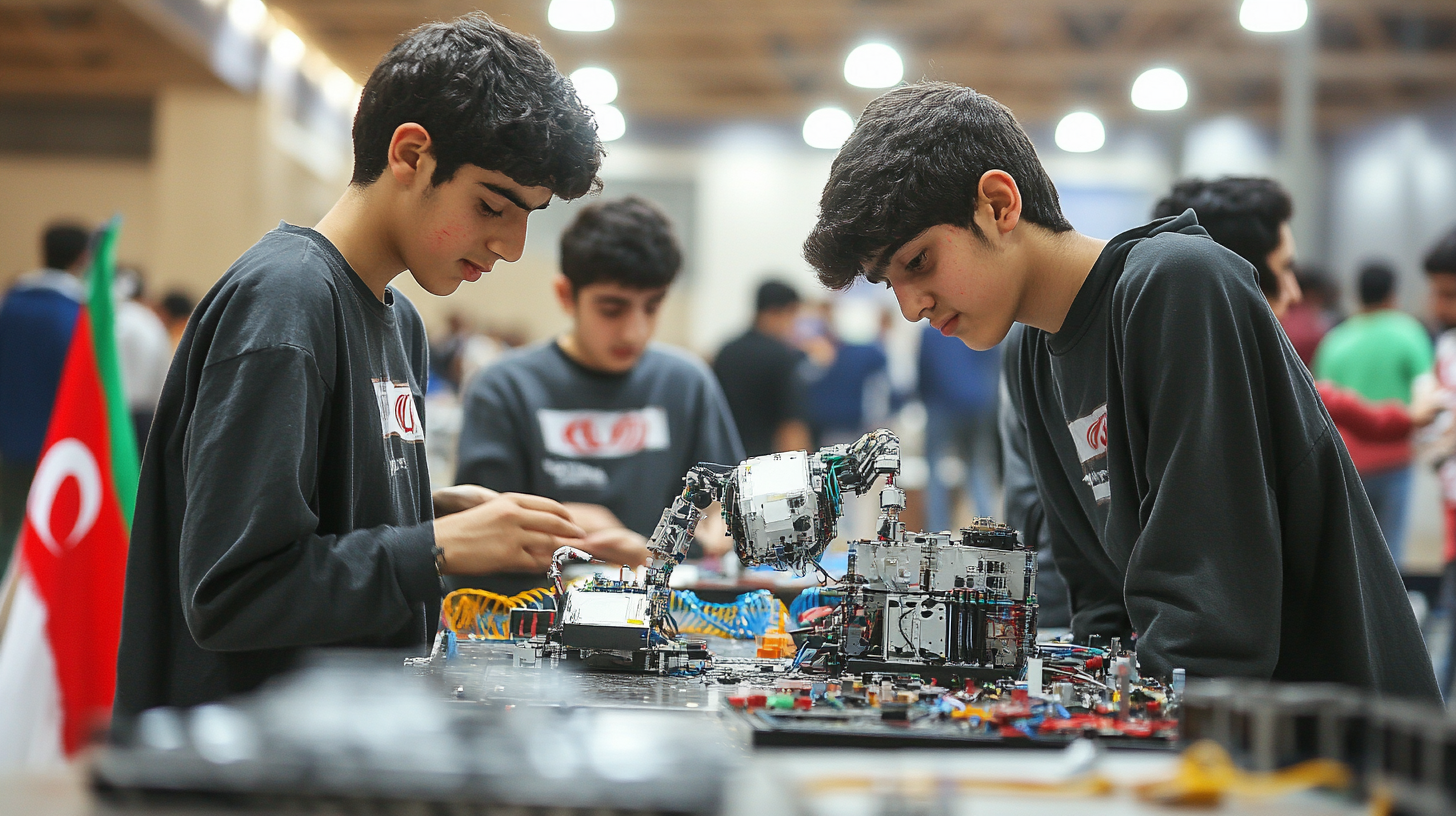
left=479, top=200, right=503, bottom=218
left=906, top=250, right=926, bottom=271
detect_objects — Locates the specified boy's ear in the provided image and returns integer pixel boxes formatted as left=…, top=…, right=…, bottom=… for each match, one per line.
left=387, top=123, right=434, bottom=187
left=552, top=275, right=578, bottom=314
left=977, top=170, right=1023, bottom=237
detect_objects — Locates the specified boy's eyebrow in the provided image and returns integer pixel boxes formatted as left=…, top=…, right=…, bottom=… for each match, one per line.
left=480, top=182, right=552, bottom=212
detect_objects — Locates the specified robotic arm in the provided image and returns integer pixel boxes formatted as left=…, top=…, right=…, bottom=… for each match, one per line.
left=631, top=430, right=904, bottom=632
left=550, top=430, right=903, bottom=646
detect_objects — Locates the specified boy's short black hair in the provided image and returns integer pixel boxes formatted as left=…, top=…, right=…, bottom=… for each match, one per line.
left=1425, top=225, right=1456, bottom=275
left=804, top=82, right=1074, bottom=290
left=352, top=12, right=602, bottom=199
left=43, top=222, right=90, bottom=271
left=1152, top=177, right=1292, bottom=298
left=559, top=196, right=682, bottom=293
left=1358, top=262, right=1397, bottom=306
left=756, top=280, right=800, bottom=313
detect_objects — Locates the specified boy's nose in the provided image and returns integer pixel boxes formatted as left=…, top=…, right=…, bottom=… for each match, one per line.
left=488, top=217, right=529, bottom=264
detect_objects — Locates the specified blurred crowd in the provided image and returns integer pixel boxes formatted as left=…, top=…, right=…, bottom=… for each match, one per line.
left=0, top=222, right=197, bottom=567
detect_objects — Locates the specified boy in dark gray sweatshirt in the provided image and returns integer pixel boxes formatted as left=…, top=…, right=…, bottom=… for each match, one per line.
left=803, top=81, right=1438, bottom=701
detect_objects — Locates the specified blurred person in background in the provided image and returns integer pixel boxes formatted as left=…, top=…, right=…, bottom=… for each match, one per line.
left=157, top=290, right=194, bottom=351
left=113, top=266, right=172, bottom=448
left=802, top=297, right=891, bottom=446
left=714, top=280, right=813, bottom=456
left=1420, top=227, right=1456, bottom=696
left=0, top=221, right=90, bottom=565
left=1315, top=261, right=1435, bottom=566
left=455, top=197, right=743, bottom=594
left=919, top=325, right=1001, bottom=531
left=1281, top=267, right=1339, bottom=368
left=1152, top=177, right=1300, bottom=316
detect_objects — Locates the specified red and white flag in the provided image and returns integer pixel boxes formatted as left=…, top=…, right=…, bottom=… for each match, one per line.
left=0, top=220, right=139, bottom=768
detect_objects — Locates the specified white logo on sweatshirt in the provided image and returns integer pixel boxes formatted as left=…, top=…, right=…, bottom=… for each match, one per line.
left=1067, top=404, right=1111, bottom=503
left=537, top=407, right=669, bottom=459
left=374, top=380, right=423, bottom=443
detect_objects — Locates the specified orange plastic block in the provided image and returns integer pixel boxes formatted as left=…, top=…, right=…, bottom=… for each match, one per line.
left=756, top=631, right=796, bottom=658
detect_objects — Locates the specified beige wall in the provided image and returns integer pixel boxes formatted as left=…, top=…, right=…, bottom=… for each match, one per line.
left=0, top=155, right=154, bottom=286
left=0, top=85, right=347, bottom=303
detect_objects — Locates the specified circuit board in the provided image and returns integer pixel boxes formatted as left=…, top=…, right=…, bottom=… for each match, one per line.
left=432, top=637, right=1179, bottom=752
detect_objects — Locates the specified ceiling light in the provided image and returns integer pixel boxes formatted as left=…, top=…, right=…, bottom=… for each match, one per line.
left=1239, top=0, right=1308, bottom=33
left=268, top=28, right=304, bottom=67
left=843, top=43, right=903, bottom=89
left=323, top=68, right=359, bottom=112
left=592, top=103, right=626, bottom=141
left=226, top=0, right=268, bottom=36
left=1054, top=112, right=1105, bottom=153
left=549, top=0, right=615, bottom=32
left=803, top=107, right=855, bottom=150
left=1131, top=68, right=1188, bottom=111
left=570, top=67, right=618, bottom=106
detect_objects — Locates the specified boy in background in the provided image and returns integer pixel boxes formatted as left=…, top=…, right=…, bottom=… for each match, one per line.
left=117, top=14, right=611, bottom=715
left=454, top=197, right=743, bottom=591
left=804, top=81, right=1436, bottom=699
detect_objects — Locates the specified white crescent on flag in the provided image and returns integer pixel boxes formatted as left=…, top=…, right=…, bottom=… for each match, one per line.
left=26, top=438, right=103, bottom=558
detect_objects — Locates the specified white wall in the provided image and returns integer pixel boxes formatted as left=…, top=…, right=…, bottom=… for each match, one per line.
left=1327, top=109, right=1456, bottom=316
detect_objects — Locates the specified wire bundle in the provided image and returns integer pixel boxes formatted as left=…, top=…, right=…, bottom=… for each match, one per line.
left=670, top=589, right=786, bottom=639
left=442, top=587, right=555, bottom=639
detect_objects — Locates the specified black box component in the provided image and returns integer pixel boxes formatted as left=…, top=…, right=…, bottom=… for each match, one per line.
left=509, top=608, right=555, bottom=639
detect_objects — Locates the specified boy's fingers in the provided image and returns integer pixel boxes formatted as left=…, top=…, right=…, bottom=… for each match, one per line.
left=503, top=493, right=575, bottom=519
left=514, top=508, right=586, bottom=539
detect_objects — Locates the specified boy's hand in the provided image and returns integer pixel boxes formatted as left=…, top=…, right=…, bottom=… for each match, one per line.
left=563, top=502, right=626, bottom=534
left=433, top=493, right=585, bottom=574
left=432, top=485, right=498, bottom=516
left=580, top=527, right=651, bottom=568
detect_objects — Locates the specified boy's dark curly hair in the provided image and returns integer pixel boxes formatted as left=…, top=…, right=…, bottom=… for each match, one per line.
left=804, top=82, right=1073, bottom=290
left=560, top=197, right=682, bottom=292
left=351, top=12, right=603, bottom=199
left=1153, top=177, right=1292, bottom=298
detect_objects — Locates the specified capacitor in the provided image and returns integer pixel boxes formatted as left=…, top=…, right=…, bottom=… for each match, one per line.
left=1116, top=658, right=1132, bottom=719
left=1052, top=682, right=1076, bottom=707
left=1172, top=667, right=1186, bottom=697
left=1027, top=656, right=1043, bottom=697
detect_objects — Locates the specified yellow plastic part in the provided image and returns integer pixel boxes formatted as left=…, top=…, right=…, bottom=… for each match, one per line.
left=1133, top=740, right=1351, bottom=807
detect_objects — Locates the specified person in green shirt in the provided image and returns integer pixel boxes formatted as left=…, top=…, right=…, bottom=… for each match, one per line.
left=1313, top=261, right=1434, bottom=565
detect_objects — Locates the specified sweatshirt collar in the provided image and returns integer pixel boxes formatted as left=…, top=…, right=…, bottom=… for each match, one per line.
left=277, top=222, right=394, bottom=324
left=1047, top=210, right=1207, bottom=355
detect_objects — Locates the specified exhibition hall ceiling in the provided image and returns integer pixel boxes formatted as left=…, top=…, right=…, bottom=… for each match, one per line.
left=3, top=0, right=1456, bottom=125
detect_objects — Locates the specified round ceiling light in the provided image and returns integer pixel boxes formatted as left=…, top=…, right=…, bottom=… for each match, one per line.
left=803, top=107, right=855, bottom=150
left=843, top=43, right=904, bottom=89
left=548, top=0, right=615, bottom=32
left=1239, top=0, right=1308, bottom=33
left=570, top=67, right=618, bottom=106
left=1054, top=112, right=1105, bottom=153
left=593, top=103, right=626, bottom=141
left=1131, top=68, right=1188, bottom=111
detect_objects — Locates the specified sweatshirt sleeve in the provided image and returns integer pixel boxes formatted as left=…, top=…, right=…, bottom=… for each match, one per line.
left=1107, top=237, right=1290, bottom=680
left=180, top=345, right=438, bottom=651
left=693, top=365, right=747, bottom=465
left=1316, top=381, right=1413, bottom=443
left=454, top=367, right=529, bottom=493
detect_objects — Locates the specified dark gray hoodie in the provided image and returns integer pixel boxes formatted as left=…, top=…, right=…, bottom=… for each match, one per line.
left=1005, top=211, right=1439, bottom=701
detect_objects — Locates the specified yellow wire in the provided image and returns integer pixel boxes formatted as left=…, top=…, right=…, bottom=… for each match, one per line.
left=442, top=587, right=556, bottom=640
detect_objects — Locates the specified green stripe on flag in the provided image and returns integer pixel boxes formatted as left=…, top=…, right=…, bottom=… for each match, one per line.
left=87, top=216, right=140, bottom=529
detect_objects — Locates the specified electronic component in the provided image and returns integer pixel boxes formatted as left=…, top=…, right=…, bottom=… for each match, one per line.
left=541, top=429, right=903, bottom=674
